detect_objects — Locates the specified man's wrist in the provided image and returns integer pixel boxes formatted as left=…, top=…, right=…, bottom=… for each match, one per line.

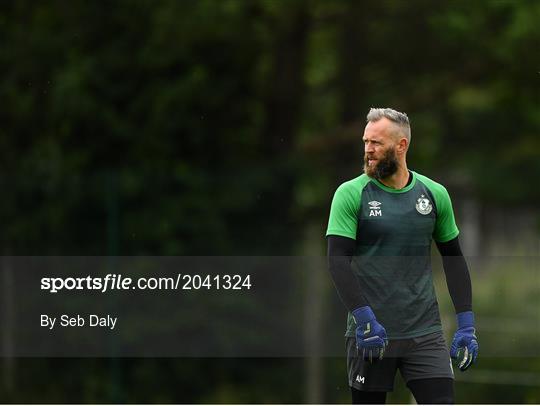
left=456, top=310, right=475, bottom=328
left=352, top=306, right=375, bottom=324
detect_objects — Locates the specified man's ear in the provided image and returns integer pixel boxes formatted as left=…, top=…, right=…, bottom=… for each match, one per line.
left=396, top=138, right=408, bottom=155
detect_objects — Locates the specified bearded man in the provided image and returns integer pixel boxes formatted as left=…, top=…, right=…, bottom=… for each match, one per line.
left=326, top=108, right=478, bottom=404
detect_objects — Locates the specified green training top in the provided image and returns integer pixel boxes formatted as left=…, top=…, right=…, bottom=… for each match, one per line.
left=326, top=171, right=459, bottom=339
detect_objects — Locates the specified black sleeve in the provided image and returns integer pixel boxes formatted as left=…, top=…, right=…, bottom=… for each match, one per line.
left=327, top=235, right=368, bottom=311
left=436, top=236, right=472, bottom=313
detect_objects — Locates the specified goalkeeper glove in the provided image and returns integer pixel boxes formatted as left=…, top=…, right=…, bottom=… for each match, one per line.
left=450, top=311, right=479, bottom=371
left=352, top=306, right=388, bottom=363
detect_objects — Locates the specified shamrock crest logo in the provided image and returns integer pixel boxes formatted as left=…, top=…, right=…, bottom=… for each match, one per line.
left=416, top=195, right=432, bottom=215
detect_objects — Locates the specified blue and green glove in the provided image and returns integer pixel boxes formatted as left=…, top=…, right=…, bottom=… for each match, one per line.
left=450, top=311, right=479, bottom=371
left=352, top=306, right=388, bottom=363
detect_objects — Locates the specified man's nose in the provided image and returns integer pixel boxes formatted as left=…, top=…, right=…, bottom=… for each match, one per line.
left=365, top=143, right=374, bottom=153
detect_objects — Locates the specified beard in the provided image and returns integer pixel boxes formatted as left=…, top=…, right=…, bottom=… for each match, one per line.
left=364, top=147, right=399, bottom=180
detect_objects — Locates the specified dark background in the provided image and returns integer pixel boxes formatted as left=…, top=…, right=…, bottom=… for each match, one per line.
left=0, top=0, right=539, bottom=403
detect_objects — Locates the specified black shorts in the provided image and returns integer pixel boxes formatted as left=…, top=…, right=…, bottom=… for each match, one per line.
left=346, top=331, right=454, bottom=392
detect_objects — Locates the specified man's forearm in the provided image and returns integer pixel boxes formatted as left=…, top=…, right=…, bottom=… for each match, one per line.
left=327, top=235, right=367, bottom=311
left=436, top=237, right=472, bottom=313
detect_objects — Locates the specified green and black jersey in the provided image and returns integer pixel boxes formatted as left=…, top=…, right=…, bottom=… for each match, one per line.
left=326, top=171, right=459, bottom=339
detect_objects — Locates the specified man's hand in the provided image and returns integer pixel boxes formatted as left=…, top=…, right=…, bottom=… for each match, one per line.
left=352, top=306, right=388, bottom=363
left=450, top=311, right=479, bottom=371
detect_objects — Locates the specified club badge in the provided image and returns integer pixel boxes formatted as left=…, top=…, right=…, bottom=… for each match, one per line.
left=416, top=195, right=432, bottom=215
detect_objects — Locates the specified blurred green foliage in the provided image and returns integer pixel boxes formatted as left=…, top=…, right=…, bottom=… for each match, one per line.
left=0, top=0, right=538, bottom=403
left=434, top=257, right=540, bottom=403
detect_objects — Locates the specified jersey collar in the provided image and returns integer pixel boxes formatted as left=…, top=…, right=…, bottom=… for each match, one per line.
left=369, top=170, right=417, bottom=193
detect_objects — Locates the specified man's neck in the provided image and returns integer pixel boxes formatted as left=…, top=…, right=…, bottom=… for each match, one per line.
left=378, top=166, right=410, bottom=190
